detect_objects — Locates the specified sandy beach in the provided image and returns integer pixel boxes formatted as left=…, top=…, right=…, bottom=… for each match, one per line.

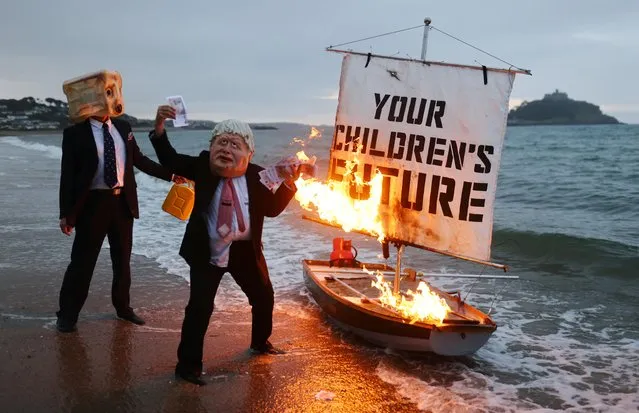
left=0, top=251, right=420, bottom=412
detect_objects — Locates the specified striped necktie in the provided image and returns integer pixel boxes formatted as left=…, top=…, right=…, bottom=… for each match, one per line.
left=102, top=122, right=118, bottom=188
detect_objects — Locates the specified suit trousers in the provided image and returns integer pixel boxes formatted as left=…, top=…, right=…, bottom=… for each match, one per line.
left=57, top=190, right=134, bottom=322
left=176, top=241, right=274, bottom=374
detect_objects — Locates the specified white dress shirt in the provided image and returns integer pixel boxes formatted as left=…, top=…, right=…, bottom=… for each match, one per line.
left=207, top=176, right=252, bottom=267
left=89, top=118, right=126, bottom=189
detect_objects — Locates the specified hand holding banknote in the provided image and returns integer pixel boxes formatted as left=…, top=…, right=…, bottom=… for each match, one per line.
left=154, top=105, right=175, bottom=136
left=259, top=154, right=317, bottom=193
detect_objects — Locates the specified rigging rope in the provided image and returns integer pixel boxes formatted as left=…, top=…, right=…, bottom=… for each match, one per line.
left=327, top=23, right=530, bottom=74
left=429, top=26, right=530, bottom=74
left=327, top=24, right=424, bottom=49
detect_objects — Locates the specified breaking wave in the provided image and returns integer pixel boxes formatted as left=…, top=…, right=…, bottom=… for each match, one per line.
left=492, top=227, right=638, bottom=279
left=0, top=136, right=62, bottom=160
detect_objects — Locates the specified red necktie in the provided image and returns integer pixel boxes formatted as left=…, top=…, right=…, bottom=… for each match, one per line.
left=217, top=179, right=246, bottom=236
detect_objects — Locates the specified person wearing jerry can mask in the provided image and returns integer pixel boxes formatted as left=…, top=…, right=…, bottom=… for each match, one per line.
left=56, top=71, right=187, bottom=334
left=149, top=105, right=310, bottom=385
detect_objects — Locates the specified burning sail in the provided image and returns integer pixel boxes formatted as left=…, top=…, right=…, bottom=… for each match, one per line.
left=292, top=54, right=516, bottom=260
left=327, top=52, right=516, bottom=262
left=293, top=52, right=516, bottom=262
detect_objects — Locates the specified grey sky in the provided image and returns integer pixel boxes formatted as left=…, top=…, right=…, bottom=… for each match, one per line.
left=1, top=0, right=638, bottom=124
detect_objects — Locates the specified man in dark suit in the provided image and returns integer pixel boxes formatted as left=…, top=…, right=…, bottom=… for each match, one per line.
left=149, top=105, right=304, bottom=386
left=56, top=115, right=184, bottom=333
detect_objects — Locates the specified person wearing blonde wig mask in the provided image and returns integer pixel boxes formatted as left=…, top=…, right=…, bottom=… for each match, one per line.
left=149, top=105, right=303, bottom=385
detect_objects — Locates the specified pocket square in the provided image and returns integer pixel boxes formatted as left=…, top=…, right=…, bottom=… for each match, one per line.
left=127, top=132, right=134, bottom=141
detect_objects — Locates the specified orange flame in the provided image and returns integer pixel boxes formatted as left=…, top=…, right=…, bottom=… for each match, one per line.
left=290, top=126, right=323, bottom=147
left=291, top=137, right=305, bottom=146
left=309, top=126, right=322, bottom=140
left=296, top=151, right=310, bottom=161
left=294, top=157, right=385, bottom=241
left=367, top=269, right=451, bottom=325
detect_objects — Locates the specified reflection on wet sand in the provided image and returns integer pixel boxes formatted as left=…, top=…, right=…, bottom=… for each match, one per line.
left=55, top=323, right=143, bottom=412
left=56, top=332, right=93, bottom=411
left=243, top=355, right=275, bottom=411
left=107, top=323, right=134, bottom=410
left=160, top=384, right=206, bottom=413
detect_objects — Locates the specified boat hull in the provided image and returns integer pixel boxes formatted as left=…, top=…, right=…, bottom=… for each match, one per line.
left=303, top=260, right=496, bottom=356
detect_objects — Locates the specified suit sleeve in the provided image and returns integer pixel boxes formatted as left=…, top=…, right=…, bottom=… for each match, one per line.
left=254, top=169, right=297, bottom=217
left=148, top=129, right=198, bottom=181
left=59, top=128, right=75, bottom=220
left=129, top=132, right=174, bottom=182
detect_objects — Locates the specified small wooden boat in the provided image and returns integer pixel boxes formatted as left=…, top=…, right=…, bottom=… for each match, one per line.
left=303, top=259, right=497, bottom=356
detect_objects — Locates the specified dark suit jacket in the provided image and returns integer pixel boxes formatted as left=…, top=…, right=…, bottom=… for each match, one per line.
left=59, top=118, right=173, bottom=226
left=148, top=130, right=296, bottom=280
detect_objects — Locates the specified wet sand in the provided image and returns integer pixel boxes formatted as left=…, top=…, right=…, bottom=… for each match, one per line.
left=0, top=253, right=419, bottom=412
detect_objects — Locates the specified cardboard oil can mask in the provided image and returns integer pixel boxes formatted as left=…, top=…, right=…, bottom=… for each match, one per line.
left=62, top=70, right=124, bottom=123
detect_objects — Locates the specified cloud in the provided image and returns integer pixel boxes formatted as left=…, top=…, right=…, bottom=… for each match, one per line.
left=570, top=30, right=635, bottom=47
left=0, top=78, right=47, bottom=98
left=600, top=104, right=639, bottom=113
left=315, top=91, right=339, bottom=100
left=572, top=31, right=614, bottom=43
left=509, top=98, right=526, bottom=110
left=1, top=0, right=639, bottom=124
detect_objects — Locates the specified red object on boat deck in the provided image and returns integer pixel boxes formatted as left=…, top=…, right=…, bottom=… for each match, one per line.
left=330, top=237, right=357, bottom=267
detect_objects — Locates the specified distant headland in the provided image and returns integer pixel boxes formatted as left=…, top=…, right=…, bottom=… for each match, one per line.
left=0, top=92, right=622, bottom=133
left=0, top=97, right=277, bottom=132
left=507, top=90, right=620, bottom=126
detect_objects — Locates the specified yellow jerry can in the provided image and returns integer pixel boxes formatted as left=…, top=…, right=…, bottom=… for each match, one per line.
left=162, top=181, right=195, bottom=221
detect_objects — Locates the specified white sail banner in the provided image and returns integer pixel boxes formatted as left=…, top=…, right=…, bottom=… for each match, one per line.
left=328, top=53, right=515, bottom=261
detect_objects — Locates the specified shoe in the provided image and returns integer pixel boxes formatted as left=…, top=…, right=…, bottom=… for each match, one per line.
left=117, top=311, right=145, bottom=325
left=175, top=366, right=206, bottom=386
left=250, top=340, right=285, bottom=355
left=56, top=317, right=77, bottom=333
